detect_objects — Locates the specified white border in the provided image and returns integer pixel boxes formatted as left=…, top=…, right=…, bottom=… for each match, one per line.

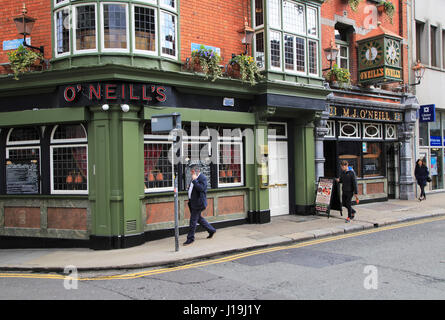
left=6, top=128, right=40, bottom=146
left=51, top=124, right=87, bottom=144
left=144, top=140, right=174, bottom=193
left=132, top=4, right=158, bottom=55
left=339, top=121, right=361, bottom=139
left=54, top=8, right=71, bottom=58
left=308, top=39, right=319, bottom=76
left=159, top=10, right=178, bottom=59
left=267, top=121, right=288, bottom=139
left=73, top=3, right=98, bottom=54
left=217, top=141, right=244, bottom=188
left=50, top=144, right=88, bottom=195
left=101, top=2, right=130, bottom=53
left=363, top=122, right=383, bottom=140
left=385, top=123, right=398, bottom=140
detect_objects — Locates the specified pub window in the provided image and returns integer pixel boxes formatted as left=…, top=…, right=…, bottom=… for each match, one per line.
left=363, top=123, right=383, bottom=140
left=362, top=142, right=384, bottom=177
left=50, top=124, right=88, bottom=194
left=326, top=120, right=335, bottom=138
left=255, top=31, right=265, bottom=69
left=74, top=4, right=97, bottom=53
left=134, top=5, right=157, bottom=54
left=102, top=3, right=129, bottom=51
left=144, top=142, right=174, bottom=192
left=339, top=121, right=360, bottom=139
left=6, top=127, right=41, bottom=194
left=385, top=124, right=397, bottom=140
left=160, top=10, right=177, bottom=58
left=255, top=0, right=264, bottom=27
left=338, top=141, right=361, bottom=177
left=218, top=142, right=243, bottom=187
left=55, top=8, right=70, bottom=57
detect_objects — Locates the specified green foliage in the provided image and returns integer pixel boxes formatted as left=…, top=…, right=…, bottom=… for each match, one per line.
left=228, top=54, right=264, bottom=86
left=325, top=63, right=351, bottom=84
left=380, top=0, right=395, bottom=24
left=348, top=0, right=362, bottom=12
left=190, top=45, right=223, bottom=82
left=7, top=45, right=43, bottom=80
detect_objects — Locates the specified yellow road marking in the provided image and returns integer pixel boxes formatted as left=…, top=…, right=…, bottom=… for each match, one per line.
left=1, top=215, right=444, bottom=281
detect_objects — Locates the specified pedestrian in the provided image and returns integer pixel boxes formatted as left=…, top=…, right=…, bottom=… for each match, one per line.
left=183, top=165, right=216, bottom=246
left=414, top=159, right=429, bottom=201
left=336, top=160, right=359, bottom=223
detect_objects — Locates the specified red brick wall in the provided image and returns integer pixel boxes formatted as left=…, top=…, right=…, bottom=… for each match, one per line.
left=0, top=0, right=52, bottom=64
left=321, top=0, right=408, bottom=86
left=4, top=207, right=41, bottom=229
left=180, top=0, right=251, bottom=65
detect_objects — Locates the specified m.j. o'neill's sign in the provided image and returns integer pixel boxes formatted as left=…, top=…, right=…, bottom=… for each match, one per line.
left=330, top=105, right=403, bottom=122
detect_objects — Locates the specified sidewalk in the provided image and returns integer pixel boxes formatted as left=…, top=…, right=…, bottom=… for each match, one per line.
left=0, top=193, right=444, bottom=272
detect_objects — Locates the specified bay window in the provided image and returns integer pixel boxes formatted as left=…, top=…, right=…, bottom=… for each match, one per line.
left=102, top=3, right=129, bottom=51
left=254, top=0, right=321, bottom=77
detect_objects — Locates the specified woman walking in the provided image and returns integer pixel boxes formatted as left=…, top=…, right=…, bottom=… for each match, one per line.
left=414, top=159, right=429, bottom=201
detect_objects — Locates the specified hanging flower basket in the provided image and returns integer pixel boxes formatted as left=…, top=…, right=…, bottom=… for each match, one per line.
left=228, top=54, right=263, bottom=86
left=189, top=45, right=223, bottom=82
left=7, top=44, right=43, bottom=80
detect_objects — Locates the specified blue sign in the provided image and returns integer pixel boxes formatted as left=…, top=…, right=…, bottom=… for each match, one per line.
left=191, top=43, right=221, bottom=55
left=430, top=136, right=442, bottom=147
left=2, top=38, right=31, bottom=51
left=419, top=104, right=436, bottom=122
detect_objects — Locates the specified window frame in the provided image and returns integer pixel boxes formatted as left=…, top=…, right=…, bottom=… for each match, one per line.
left=100, top=2, right=130, bottom=53
left=73, top=2, right=98, bottom=55
left=143, top=140, right=175, bottom=193
left=217, top=141, right=244, bottom=188
left=50, top=124, right=88, bottom=195
left=54, top=7, right=71, bottom=58
left=132, top=3, right=158, bottom=56
left=159, top=9, right=178, bottom=59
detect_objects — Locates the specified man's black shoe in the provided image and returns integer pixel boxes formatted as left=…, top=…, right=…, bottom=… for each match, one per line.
left=207, top=230, right=216, bottom=239
left=183, top=239, right=194, bottom=246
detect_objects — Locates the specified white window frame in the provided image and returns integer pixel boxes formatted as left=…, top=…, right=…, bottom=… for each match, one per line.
left=255, top=31, right=266, bottom=70
left=326, top=120, right=336, bottom=138
left=54, top=7, right=71, bottom=58
left=159, top=10, right=178, bottom=59
left=385, top=124, right=398, bottom=140
left=54, top=0, right=69, bottom=9
left=306, top=6, right=318, bottom=39
left=339, top=121, right=361, bottom=139
left=100, top=2, right=130, bottom=53
left=268, top=0, right=281, bottom=30
left=336, top=43, right=349, bottom=70
left=363, top=122, right=383, bottom=140
left=254, top=0, right=264, bottom=29
left=269, top=30, right=282, bottom=71
left=144, top=140, right=174, bottom=193
left=50, top=144, right=88, bottom=195
left=6, top=128, right=40, bottom=146
left=308, top=39, right=319, bottom=76
left=282, top=0, right=305, bottom=36
left=132, top=4, right=158, bottom=56
left=50, top=124, right=88, bottom=195
left=159, top=0, right=176, bottom=12
left=217, top=141, right=244, bottom=188
left=267, top=122, right=288, bottom=139
left=73, top=3, right=98, bottom=54
left=283, top=34, right=307, bottom=75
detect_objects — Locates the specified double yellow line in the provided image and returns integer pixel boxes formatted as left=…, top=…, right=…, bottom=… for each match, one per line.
left=1, top=215, right=444, bottom=281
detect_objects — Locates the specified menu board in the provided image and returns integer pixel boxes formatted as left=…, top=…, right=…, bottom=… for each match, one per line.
left=6, top=159, right=39, bottom=194
left=315, top=178, right=334, bottom=215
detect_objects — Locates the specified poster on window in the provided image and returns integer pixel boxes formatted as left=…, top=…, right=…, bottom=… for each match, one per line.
left=6, top=159, right=39, bottom=194
left=431, top=156, right=438, bottom=176
left=315, top=178, right=334, bottom=215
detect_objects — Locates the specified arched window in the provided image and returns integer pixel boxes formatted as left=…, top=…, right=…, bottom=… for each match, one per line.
left=50, top=124, right=88, bottom=194
left=6, top=127, right=41, bottom=194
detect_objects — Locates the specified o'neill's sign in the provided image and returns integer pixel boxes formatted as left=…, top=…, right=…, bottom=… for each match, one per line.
left=359, top=66, right=402, bottom=83
left=330, top=105, right=403, bottom=123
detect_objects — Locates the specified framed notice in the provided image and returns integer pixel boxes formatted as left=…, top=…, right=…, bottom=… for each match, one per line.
left=315, top=178, right=334, bottom=215
left=6, top=159, right=40, bottom=195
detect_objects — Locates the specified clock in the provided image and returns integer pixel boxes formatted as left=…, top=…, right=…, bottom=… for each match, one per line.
left=360, top=40, right=383, bottom=68
left=385, top=39, right=401, bottom=65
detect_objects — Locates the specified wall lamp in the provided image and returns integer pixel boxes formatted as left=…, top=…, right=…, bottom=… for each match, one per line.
left=411, top=60, right=426, bottom=86
left=322, top=40, right=339, bottom=72
left=13, top=3, right=44, bottom=55
left=238, top=17, right=254, bottom=55
left=121, top=104, right=130, bottom=112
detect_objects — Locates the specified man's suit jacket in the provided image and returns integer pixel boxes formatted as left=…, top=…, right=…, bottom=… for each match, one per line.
left=189, top=173, right=208, bottom=211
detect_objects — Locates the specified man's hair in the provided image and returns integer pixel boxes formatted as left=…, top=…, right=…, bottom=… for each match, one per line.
left=190, top=164, right=201, bottom=172
left=340, top=160, right=349, bottom=166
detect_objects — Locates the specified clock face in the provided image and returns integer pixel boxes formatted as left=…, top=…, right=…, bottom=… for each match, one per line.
left=385, top=39, right=401, bottom=65
left=360, top=40, right=383, bottom=67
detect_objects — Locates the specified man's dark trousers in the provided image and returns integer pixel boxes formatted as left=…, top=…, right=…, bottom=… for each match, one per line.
left=342, top=191, right=356, bottom=218
left=186, top=203, right=216, bottom=242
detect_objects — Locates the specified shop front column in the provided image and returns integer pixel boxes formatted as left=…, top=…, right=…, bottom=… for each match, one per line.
left=314, top=107, right=330, bottom=182
left=399, top=95, right=419, bottom=200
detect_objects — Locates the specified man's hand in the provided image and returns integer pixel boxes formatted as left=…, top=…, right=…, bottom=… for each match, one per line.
left=192, top=172, right=197, bottom=181
left=335, top=178, right=340, bottom=182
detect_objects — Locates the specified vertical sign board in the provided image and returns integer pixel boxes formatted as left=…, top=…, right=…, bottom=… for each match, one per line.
left=419, top=104, right=436, bottom=122
left=315, top=178, right=334, bottom=216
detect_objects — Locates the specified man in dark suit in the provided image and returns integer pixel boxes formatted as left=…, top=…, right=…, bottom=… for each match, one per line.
left=183, top=165, right=216, bottom=245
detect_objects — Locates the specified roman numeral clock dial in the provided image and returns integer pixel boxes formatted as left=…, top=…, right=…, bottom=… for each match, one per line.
left=385, top=39, right=400, bottom=65
left=360, top=41, right=383, bottom=67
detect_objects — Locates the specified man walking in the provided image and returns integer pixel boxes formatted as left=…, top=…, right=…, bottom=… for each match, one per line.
left=336, top=160, right=359, bottom=223
left=183, top=165, right=216, bottom=246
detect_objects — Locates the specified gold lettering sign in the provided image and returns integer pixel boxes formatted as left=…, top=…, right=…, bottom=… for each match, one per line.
left=329, top=106, right=403, bottom=122
left=360, top=68, right=384, bottom=81
left=385, top=67, right=401, bottom=79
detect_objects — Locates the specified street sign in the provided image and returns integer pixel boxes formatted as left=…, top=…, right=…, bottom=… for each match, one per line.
left=419, top=104, right=436, bottom=122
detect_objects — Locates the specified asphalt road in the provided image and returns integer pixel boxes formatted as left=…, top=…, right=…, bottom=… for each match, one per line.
left=1, top=217, right=445, bottom=301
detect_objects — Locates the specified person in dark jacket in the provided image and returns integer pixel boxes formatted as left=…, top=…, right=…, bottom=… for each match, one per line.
left=336, top=160, right=359, bottom=223
left=183, top=165, right=216, bottom=246
left=415, top=159, right=429, bottom=201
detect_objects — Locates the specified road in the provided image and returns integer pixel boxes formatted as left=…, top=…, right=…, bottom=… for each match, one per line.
left=1, top=217, right=445, bottom=301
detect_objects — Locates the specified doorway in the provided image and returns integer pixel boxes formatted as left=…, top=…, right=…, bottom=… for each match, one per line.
left=268, top=140, right=289, bottom=216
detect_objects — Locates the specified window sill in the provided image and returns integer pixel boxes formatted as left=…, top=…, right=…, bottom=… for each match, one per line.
left=0, top=194, right=88, bottom=199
